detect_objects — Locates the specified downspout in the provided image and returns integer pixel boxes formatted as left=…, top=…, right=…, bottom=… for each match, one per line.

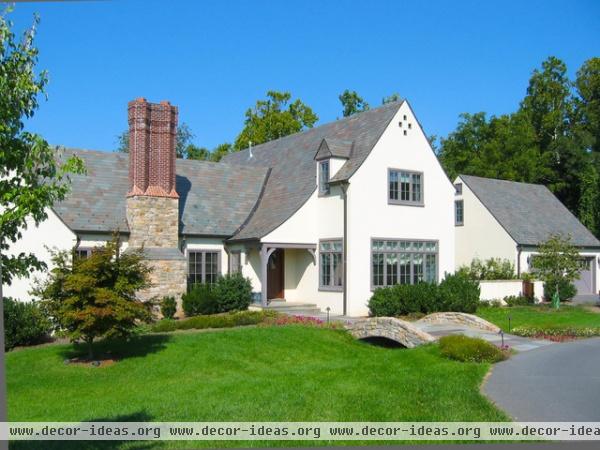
left=517, top=245, right=522, bottom=277
left=340, top=182, right=349, bottom=316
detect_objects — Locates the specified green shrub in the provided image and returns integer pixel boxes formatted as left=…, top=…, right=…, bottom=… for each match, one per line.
left=3, top=297, right=52, bottom=350
left=212, top=273, right=253, bottom=313
left=368, top=283, right=439, bottom=316
left=504, top=295, right=534, bottom=307
left=160, top=296, right=177, bottom=319
left=439, top=335, right=508, bottom=363
left=543, top=278, right=577, bottom=302
left=479, top=300, right=503, bottom=309
left=438, top=272, right=480, bottom=313
left=151, top=310, right=273, bottom=333
left=457, top=258, right=516, bottom=280
left=182, top=284, right=218, bottom=316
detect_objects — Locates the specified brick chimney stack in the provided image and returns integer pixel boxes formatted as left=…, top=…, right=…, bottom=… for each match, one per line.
left=127, top=98, right=178, bottom=198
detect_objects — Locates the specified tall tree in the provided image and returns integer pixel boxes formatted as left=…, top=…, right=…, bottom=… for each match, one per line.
left=0, top=10, right=84, bottom=446
left=574, top=57, right=600, bottom=153
left=234, top=91, right=318, bottom=150
left=116, top=122, right=195, bottom=158
left=339, top=89, right=369, bottom=117
left=185, top=142, right=232, bottom=162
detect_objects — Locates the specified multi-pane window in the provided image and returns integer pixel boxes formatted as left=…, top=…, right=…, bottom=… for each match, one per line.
left=319, top=240, right=343, bottom=290
left=319, top=160, right=330, bottom=195
left=455, top=200, right=464, bottom=226
left=371, top=239, right=438, bottom=289
left=229, top=251, right=242, bottom=274
left=74, top=248, right=91, bottom=260
left=188, top=251, right=220, bottom=287
left=388, top=169, right=423, bottom=205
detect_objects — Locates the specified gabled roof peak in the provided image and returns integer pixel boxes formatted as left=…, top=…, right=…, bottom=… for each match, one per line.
left=315, top=137, right=353, bottom=161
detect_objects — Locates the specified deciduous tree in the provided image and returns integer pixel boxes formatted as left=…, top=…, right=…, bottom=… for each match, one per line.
left=36, top=236, right=153, bottom=360
left=339, top=89, right=369, bottom=117
left=234, top=91, right=318, bottom=150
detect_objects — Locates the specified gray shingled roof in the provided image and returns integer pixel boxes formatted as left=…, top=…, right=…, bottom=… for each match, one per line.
left=223, top=101, right=403, bottom=240
left=460, top=174, right=600, bottom=248
left=53, top=149, right=269, bottom=236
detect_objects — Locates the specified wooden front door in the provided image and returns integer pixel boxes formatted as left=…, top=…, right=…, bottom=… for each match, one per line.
left=267, top=249, right=285, bottom=299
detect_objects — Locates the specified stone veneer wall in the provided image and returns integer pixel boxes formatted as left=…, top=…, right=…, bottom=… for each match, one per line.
left=126, top=196, right=179, bottom=248
left=137, top=257, right=187, bottom=317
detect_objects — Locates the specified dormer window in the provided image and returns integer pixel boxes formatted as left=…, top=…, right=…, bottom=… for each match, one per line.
left=319, top=160, right=330, bottom=195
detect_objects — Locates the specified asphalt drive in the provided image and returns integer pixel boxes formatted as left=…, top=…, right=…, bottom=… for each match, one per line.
left=483, top=337, right=600, bottom=421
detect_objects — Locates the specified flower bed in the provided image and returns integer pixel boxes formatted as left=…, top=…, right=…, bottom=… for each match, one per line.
left=511, top=326, right=600, bottom=342
left=261, top=314, right=344, bottom=328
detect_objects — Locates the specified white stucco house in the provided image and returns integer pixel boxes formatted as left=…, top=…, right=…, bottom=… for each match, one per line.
left=454, top=175, right=600, bottom=299
left=3, top=98, right=455, bottom=317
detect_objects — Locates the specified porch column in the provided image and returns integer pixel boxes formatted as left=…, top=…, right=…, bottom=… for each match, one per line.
left=259, top=245, right=277, bottom=307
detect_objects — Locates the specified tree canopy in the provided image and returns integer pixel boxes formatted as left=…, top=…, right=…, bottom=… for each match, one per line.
left=339, top=89, right=369, bottom=117
left=0, top=12, right=84, bottom=286
left=438, top=56, right=600, bottom=237
left=233, top=91, right=318, bottom=150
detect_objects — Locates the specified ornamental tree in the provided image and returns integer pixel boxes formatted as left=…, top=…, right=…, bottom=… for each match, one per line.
left=531, top=234, right=581, bottom=302
left=35, top=235, right=153, bottom=360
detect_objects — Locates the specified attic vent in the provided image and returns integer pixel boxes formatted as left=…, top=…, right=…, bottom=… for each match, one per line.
left=403, top=130, right=407, bottom=136
left=403, top=115, right=407, bottom=120
left=398, top=122, right=402, bottom=128
left=408, top=123, right=412, bottom=129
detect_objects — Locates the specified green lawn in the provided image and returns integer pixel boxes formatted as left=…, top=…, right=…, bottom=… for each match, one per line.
left=477, top=304, right=600, bottom=331
left=7, top=325, right=506, bottom=449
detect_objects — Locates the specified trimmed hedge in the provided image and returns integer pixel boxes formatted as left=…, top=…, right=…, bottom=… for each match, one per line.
left=182, top=284, right=218, bottom=316
left=3, top=297, right=52, bottom=350
left=151, top=310, right=275, bottom=333
left=368, top=272, right=480, bottom=317
left=439, top=335, right=508, bottom=363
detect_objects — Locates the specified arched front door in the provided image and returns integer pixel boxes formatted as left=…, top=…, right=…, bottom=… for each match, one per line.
left=267, top=248, right=285, bottom=300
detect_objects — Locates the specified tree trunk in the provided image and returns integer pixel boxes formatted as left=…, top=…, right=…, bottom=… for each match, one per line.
left=87, top=338, right=94, bottom=361
left=0, top=256, right=9, bottom=450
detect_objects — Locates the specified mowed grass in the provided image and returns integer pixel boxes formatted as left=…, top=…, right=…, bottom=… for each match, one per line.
left=7, top=326, right=506, bottom=449
left=477, top=304, right=600, bottom=330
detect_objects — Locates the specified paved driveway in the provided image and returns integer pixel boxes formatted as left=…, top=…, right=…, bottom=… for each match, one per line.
left=483, top=338, right=600, bottom=421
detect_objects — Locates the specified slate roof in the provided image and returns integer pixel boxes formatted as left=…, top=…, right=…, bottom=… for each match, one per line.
left=53, top=148, right=269, bottom=236
left=223, top=101, right=403, bottom=240
left=460, top=174, right=600, bottom=248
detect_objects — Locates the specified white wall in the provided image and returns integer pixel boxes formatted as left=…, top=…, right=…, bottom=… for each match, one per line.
left=455, top=176, right=518, bottom=269
left=479, top=280, right=544, bottom=302
left=345, top=102, right=456, bottom=316
left=3, top=208, right=77, bottom=301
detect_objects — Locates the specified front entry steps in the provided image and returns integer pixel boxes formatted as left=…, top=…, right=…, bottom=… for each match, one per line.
left=262, top=299, right=323, bottom=316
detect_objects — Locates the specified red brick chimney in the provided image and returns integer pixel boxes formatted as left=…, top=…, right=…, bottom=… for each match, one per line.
left=127, top=98, right=178, bottom=198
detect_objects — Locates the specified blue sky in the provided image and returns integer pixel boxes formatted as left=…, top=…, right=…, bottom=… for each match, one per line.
left=8, top=0, right=600, bottom=152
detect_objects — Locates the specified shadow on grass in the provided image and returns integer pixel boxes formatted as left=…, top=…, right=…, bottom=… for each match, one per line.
left=58, top=334, right=172, bottom=362
left=11, top=411, right=160, bottom=450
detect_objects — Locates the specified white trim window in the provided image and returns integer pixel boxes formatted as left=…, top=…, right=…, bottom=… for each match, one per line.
left=455, top=200, right=464, bottom=226
left=188, top=250, right=220, bottom=287
left=319, top=239, right=343, bottom=291
left=388, top=169, right=423, bottom=205
left=319, top=160, right=330, bottom=195
left=371, top=239, right=437, bottom=289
